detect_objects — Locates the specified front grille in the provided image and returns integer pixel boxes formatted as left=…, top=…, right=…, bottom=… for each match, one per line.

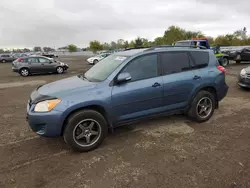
left=246, top=74, right=250, bottom=79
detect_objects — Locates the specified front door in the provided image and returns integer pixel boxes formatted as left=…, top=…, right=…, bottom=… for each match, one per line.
left=111, top=53, right=163, bottom=122
left=38, top=57, right=56, bottom=73
left=241, top=48, right=250, bottom=61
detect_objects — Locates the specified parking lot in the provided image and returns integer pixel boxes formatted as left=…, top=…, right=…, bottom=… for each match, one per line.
left=0, top=56, right=249, bottom=188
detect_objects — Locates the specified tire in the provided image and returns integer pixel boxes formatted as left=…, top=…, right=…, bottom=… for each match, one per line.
left=2, top=59, right=6, bottom=63
left=235, top=54, right=241, bottom=64
left=19, top=68, right=30, bottom=77
left=188, top=90, right=215, bottom=122
left=221, top=57, right=229, bottom=67
left=63, top=110, right=108, bottom=152
left=56, top=66, right=64, bottom=74
left=93, top=59, right=98, bottom=65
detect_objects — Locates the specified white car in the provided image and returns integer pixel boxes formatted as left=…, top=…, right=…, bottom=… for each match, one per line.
left=86, top=53, right=111, bottom=65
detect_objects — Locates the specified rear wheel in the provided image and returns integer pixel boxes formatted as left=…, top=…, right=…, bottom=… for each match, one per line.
left=20, top=68, right=29, bottom=77
left=221, top=57, right=229, bottom=67
left=63, top=110, right=108, bottom=152
left=2, top=59, right=6, bottom=63
left=235, top=54, right=241, bottom=64
left=188, top=90, right=215, bottom=122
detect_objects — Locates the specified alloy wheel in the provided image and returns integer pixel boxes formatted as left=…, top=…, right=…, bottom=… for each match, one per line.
left=196, top=97, right=213, bottom=119
left=73, top=119, right=101, bottom=147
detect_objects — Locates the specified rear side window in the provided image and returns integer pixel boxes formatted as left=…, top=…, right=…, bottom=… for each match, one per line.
left=160, top=52, right=190, bottom=75
left=189, top=51, right=209, bottom=68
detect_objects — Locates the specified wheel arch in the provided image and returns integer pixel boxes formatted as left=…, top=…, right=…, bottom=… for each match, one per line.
left=61, top=104, right=110, bottom=136
left=189, top=85, right=218, bottom=109
left=19, top=67, right=30, bottom=73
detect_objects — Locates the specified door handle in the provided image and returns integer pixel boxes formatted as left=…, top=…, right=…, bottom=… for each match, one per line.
left=152, top=82, right=161, bottom=87
left=193, top=75, right=201, bottom=80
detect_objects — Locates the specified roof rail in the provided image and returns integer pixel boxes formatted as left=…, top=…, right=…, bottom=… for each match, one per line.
left=124, top=47, right=150, bottom=51
left=145, top=45, right=207, bottom=51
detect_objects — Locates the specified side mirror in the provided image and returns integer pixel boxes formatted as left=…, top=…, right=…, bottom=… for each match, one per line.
left=116, top=72, right=131, bottom=84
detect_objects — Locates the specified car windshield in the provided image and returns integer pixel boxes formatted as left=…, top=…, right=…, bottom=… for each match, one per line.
left=84, top=54, right=127, bottom=82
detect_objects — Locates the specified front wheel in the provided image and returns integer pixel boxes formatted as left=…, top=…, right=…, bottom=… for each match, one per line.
left=188, top=90, right=215, bottom=122
left=56, top=66, right=64, bottom=74
left=93, top=59, right=98, bottom=65
left=63, top=110, right=108, bottom=152
left=2, top=59, right=6, bottom=63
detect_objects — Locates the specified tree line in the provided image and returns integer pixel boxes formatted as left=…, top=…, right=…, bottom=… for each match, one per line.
left=1, top=25, right=249, bottom=54
left=89, top=25, right=250, bottom=53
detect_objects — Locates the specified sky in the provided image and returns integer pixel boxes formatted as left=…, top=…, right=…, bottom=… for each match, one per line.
left=0, top=0, right=249, bottom=49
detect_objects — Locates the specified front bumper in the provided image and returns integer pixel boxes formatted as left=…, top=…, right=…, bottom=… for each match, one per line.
left=26, top=101, right=64, bottom=137
left=63, top=64, right=69, bottom=70
left=238, top=75, right=250, bottom=88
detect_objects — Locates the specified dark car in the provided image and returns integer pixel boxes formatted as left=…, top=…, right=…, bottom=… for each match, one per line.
left=42, top=53, right=58, bottom=58
left=12, top=56, right=68, bottom=77
left=225, top=47, right=250, bottom=63
left=26, top=46, right=228, bottom=152
left=238, top=66, right=250, bottom=89
left=0, top=54, right=16, bottom=63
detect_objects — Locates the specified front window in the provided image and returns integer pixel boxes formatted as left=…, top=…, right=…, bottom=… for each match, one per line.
left=84, top=55, right=127, bottom=82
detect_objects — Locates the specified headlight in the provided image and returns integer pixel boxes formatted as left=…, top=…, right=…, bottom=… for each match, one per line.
left=240, top=69, right=246, bottom=76
left=34, top=99, right=61, bottom=112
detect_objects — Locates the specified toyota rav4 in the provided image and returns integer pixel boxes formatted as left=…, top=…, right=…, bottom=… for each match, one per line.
left=26, top=46, right=228, bottom=152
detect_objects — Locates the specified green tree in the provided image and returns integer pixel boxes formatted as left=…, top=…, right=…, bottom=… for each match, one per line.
left=67, top=44, right=78, bottom=52
left=116, top=39, right=124, bottom=49
left=89, top=41, right=103, bottom=53
left=134, top=37, right=143, bottom=48
left=123, top=41, right=129, bottom=49
left=154, top=37, right=164, bottom=45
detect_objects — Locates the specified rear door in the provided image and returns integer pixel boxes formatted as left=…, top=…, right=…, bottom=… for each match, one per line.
left=27, top=57, right=40, bottom=73
left=159, top=51, right=196, bottom=109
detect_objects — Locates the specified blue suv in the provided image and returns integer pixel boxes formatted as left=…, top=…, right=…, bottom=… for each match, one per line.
left=26, top=46, right=228, bottom=152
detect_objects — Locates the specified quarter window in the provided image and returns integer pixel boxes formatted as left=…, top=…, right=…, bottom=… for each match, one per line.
left=189, top=51, right=209, bottom=68
left=121, top=54, right=158, bottom=82
left=161, top=52, right=190, bottom=75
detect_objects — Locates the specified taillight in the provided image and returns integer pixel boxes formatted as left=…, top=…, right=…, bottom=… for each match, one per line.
left=17, top=58, right=23, bottom=62
left=217, top=66, right=226, bottom=73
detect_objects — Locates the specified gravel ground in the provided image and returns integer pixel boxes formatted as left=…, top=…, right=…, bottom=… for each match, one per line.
left=0, top=57, right=249, bottom=188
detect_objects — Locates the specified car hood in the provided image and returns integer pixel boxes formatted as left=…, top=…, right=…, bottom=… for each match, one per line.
left=38, top=75, right=98, bottom=97
left=244, top=66, right=250, bottom=73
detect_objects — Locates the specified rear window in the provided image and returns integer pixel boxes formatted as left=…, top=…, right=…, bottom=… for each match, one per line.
left=189, top=51, right=209, bottom=68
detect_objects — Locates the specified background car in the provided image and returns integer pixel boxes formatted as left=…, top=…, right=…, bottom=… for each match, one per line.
left=86, top=53, right=111, bottom=64
left=238, top=66, right=250, bottom=89
left=0, top=54, right=16, bottom=63
left=12, top=56, right=69, bottom=77
left=224, top=46, right=250, bottom=63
